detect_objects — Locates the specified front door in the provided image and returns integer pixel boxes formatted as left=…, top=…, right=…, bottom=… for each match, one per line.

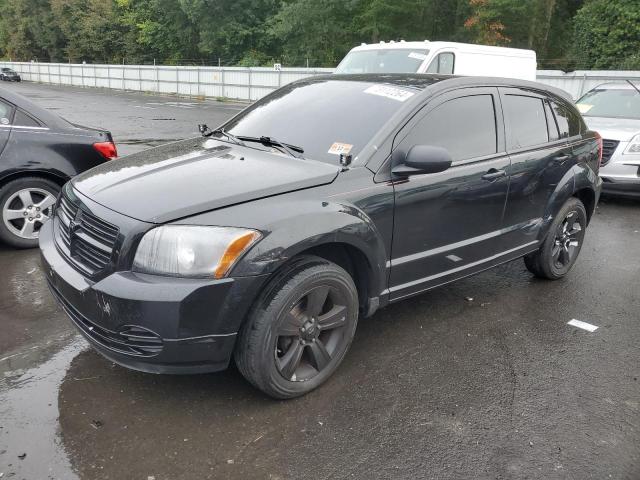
left=389, top=87, right=510, bottom=300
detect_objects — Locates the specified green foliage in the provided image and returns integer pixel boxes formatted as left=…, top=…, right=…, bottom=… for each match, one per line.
left=0, top=0, right=638, bottom=70
left=572, top=0, right=640, bottom=69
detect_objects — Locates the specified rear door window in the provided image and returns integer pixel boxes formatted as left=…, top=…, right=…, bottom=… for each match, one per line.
left=503, top=95, right=549, bottom=149
left=402, top=94, right=497, bottom=162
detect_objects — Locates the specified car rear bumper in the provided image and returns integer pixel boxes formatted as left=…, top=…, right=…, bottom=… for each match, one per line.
left=40, top=220, right=269, bottom=374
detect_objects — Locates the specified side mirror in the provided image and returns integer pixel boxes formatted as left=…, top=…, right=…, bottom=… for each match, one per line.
left=391, top=145, right=452, bottom=177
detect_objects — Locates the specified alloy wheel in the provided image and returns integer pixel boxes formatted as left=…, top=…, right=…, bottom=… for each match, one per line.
left=552, top=210, right=583, bottom=269
left=2, top=188, right=56, bottom=240
left=275, top=284, right=349, bottom=382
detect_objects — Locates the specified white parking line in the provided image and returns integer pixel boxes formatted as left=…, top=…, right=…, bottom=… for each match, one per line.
left=567, top=319, right=599, bottom=332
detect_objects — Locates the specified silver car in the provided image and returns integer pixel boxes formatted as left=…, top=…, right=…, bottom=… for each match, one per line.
left=577, top=82, right=640, bottom=198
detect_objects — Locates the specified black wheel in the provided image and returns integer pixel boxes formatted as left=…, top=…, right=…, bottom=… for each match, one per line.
left=235, top=256, right=359, bottom=399
left=0, top=177, right=60, bottom=248
left=524, top=197, right=587, bottom=280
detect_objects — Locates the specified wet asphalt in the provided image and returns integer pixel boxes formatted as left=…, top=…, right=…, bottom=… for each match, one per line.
left=0, top=83, right=639, bottom=480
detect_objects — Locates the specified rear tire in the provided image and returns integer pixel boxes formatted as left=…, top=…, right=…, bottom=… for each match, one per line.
left=0, top=177, right=60, bottom=249
left=235, top=256, right=359, bottom=399
left=524, top=197, right=587, bottom=280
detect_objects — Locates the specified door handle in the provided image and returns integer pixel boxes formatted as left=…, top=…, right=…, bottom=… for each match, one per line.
left=552, top=154, right=570, bottom=163
left=481, top=169, right=506, bottom=181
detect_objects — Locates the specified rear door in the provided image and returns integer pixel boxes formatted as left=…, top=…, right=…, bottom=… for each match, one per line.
left=0, top=98, right=14, bottom=156
left=389, top=87, right=511, bottom=300
left=499, top=87, right=574, bottom=248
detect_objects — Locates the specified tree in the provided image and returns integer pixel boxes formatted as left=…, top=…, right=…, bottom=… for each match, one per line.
left=50, top=0, right=128, bottom=62
left=0, top=0, right=64, bottom=61
left=117, top=0, right=200, bottom=63
left=464, top=0, right=544, bottom=47
left=572, top=0, right=640, bottom=69
left=267, top=0, right=359, bottom=67
left=179, top=0, right=280, bottom=65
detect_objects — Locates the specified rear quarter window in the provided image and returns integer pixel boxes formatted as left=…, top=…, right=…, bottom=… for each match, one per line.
left=14, top=110, right=42, bottom=128
left=551, top=100, right=585, bottom=138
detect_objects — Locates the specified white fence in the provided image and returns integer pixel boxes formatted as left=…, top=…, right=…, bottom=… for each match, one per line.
left=536, top=70, right=640, bottom=99
left=2, top=61, right=639, bottom=101
left=0, top=62, right=332, bottom=101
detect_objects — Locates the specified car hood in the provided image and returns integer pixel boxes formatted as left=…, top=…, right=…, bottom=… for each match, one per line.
left=583, top=116, right=640, bottom=141
left=72, top=137, right=340, bottom=223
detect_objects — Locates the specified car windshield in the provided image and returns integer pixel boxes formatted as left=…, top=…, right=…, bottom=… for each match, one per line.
left=576, top=87, right=640, bottom=120
left=335, top=48, right=429, bottom=74
left=223, top=79, right=417, bottom=163
left=1, top=68, right=12, bottom=72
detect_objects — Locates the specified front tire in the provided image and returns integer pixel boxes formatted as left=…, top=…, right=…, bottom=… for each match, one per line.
left=235, top=256, right=359, bottom=399
left=524, top=197, right=587, bottom=280
left=0, top=177, right=60, bottom=248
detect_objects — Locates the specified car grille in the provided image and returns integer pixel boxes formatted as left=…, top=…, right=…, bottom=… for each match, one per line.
left=55, top=193, right=119, bottom=276
left=601, top=139, right=619, bottom=166
left=48, top=281, right=163, bottom=357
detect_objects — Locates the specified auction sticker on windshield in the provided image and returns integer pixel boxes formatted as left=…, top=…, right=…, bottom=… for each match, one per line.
left=328, top=142, right=353, bottom=155
left=408, top=52, right=428, bottom=61
left=576, top=103, right=593, bottom=114
left=364, top=84, right=415, bottom=102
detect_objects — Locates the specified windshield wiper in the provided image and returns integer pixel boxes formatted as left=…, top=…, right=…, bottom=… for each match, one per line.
left=236, top=135, right=305, bottom=159
left=626, top=80, right=640, bottom=96
left=198, top=124, right=246, bottom=146
left=210, top=128, right=246, bottom=147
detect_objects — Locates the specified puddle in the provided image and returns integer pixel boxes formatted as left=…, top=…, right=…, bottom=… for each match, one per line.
left=0, top=337, right=86, bottom=480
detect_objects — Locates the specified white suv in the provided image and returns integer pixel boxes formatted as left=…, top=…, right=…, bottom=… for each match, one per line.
left=577, top=82, right=640, bottom=198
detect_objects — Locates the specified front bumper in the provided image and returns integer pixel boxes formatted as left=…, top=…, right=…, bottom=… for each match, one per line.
left=601, top=179, right=640, bottom=198
left=600, top=141, right=640, bottom=198
left=40, top=220, right=269, bottom=374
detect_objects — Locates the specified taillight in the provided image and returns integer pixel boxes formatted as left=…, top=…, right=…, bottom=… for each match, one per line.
left=93, top=141, right=118, bottom=160
left=595, top=132, right=603, bottom=166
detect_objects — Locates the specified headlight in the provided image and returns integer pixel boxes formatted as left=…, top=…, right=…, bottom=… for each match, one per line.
left=133, top=226, right=261, bottom=278
left=624, top=134, right=640, bottom=155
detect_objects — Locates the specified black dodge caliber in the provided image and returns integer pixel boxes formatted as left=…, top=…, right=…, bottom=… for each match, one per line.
left=41, top=75, right=602, bottom=398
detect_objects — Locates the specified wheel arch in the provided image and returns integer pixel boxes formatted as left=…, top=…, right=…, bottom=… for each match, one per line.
left=0, top=170, right=68, bottom=190
left=573, top=186, right=596, bottom=225
left=291, top=242, right=376, bottom=317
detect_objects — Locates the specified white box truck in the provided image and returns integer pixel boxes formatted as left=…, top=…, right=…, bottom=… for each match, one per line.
left=334, top=40, right=537, bottom=81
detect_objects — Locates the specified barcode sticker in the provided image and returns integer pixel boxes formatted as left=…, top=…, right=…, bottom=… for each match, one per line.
left=363, top=85, right=415, bottom=102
